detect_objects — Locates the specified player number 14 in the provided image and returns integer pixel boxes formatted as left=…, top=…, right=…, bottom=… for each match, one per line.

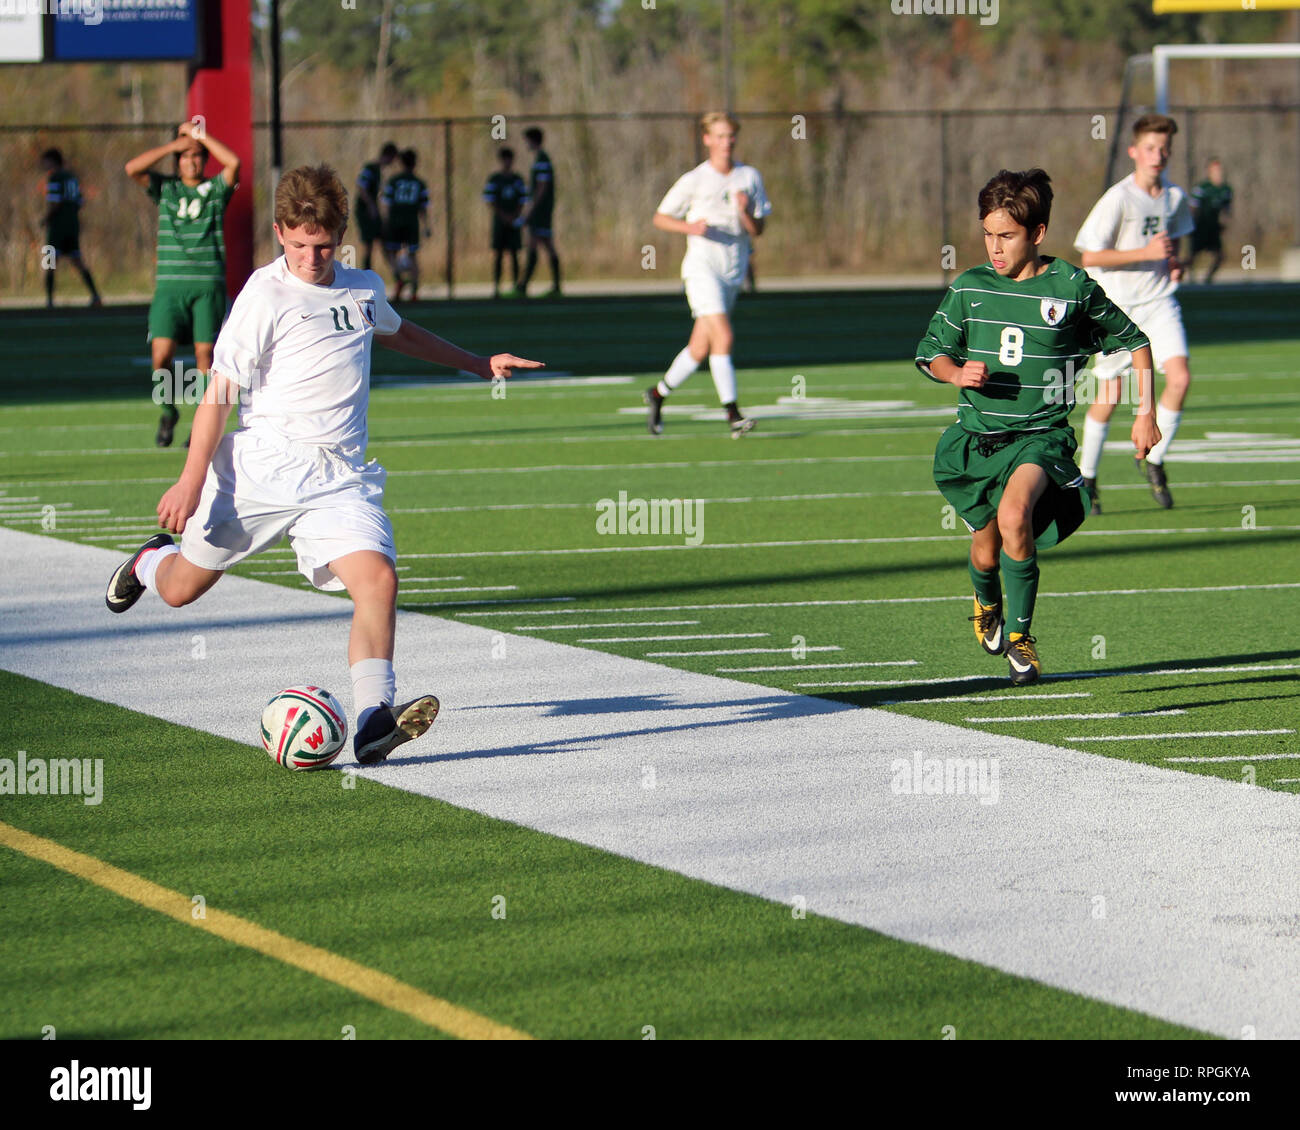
left=998, top=326, right=1024, bottom=366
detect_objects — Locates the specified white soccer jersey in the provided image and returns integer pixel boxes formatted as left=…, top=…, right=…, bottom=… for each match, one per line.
left=1074, top=175, right=1194, bottom=308
left=212, top=258, right=401, bottom=451
left=656, top=160, right=771, bottom=286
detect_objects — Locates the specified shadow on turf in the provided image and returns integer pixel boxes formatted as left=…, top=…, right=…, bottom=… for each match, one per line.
left=388, top=691, right=850, bottom=765
left=823, top=648, right=1300, bottom=708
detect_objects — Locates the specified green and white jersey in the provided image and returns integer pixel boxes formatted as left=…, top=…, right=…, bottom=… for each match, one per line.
left=147, top=173, right=233, bottom=285
left=915, top=258, right=1150, bottom=435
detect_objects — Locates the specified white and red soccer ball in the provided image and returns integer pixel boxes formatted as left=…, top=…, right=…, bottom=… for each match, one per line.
left=260, top=685, right=348, bottom=770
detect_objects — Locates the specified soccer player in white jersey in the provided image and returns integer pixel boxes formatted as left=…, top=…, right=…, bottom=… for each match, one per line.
left=644, top=111, right=771, bottom=438
left=1074, top=113, right=1195, bottom=511
left=105, top=165, right=542, bottom=765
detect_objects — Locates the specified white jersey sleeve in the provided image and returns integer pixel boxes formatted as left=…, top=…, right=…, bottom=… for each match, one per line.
left=213, top=276, right=276, bottom=389
left=746, top=167, right=772, bottom=220
left=656, top=168, right=698, bottom=219
left=364, top=270, right=401, bottom=335
left=1074, top=185, right=1124, bottom=253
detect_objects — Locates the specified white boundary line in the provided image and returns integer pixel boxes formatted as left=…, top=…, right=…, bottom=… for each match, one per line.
left=1165, top=754, right=1300, bottom=763
left=966, top=710, right=1188, bottom=723
left=577, top=632, right=768, bottom=643
left=717, top=660, right=919, bottom=672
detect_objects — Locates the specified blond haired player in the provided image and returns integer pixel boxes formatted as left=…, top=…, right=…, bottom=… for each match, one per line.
left=1074, top=113, right=1194, bottom=512
left=644, top=111, right=770, bottom=438
left=106, top=165, right=542, bottom=765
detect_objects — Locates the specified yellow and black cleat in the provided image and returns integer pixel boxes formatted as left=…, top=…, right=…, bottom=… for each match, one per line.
left=1006, top=633, right=1041, bottom=686
left=969, top=595, right=1005, bottom=656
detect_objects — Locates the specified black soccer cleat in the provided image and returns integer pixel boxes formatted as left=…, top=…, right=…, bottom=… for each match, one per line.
left=156, top=404, right=180, bottom=447
left=969, top=595, right=1005, bottom=656
left=1137, top=458, right=1173, bottom=509
left=644, top=387, right=664, bottom=435
left=105, top=533, right=174, bottom=613
left=1006, top=634, right=1041, bottom=686
left=354, top=695, right=440, bottom=765
left=1082, top=476, right=1101, bottom=517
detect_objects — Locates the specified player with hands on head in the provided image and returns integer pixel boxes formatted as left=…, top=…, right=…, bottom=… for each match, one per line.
left=107, top=164, right=542, bottom=766
left=917, top=168, right=1157, bottom=686
left=125, top=119, right=240, bottom=447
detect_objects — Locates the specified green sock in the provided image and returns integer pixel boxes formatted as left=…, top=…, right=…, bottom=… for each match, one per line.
left=1001, top=550, right=1039, bottom=636
left=969, top=561, right=1001, bottom=607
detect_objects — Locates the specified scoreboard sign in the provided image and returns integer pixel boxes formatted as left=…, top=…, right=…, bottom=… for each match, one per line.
left=0, top=0, right=202, bottom=63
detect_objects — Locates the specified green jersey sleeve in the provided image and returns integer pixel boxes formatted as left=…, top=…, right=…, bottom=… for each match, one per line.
left=1078, top=275, right=1149, bottom=357
left=915, top=283, right=968, bottom=382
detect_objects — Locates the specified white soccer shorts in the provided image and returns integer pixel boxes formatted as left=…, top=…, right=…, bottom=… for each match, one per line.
left=684, top=272, right=741, bottom=319
left=180, top=430, right=395, bottom=592
left=1092, top=294, right=1189, bottom=382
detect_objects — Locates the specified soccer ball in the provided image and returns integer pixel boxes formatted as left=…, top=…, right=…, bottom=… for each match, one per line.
left=260, top=685, right=348, bottom=770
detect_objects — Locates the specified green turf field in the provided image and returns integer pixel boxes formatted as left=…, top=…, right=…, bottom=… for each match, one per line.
left=1, top=287, right=1297, bottom=1038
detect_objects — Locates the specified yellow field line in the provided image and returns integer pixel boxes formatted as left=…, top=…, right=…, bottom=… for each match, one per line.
left=0, top=820, right=531, bottom=1041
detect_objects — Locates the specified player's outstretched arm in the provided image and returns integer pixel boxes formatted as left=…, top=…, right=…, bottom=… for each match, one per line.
left=928, top=356, right=988, bottom=389
left=1128, top=344, right=1161, bottom=461
left=156, top=373, right=239, bottom=534
left=379, top=319, right=544, bottom=380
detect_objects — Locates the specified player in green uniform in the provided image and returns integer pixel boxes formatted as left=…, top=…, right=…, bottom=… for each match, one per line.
left=125, top=121, right=240, bottom=447
left=483, top=147, right=528, bottom=298
left=39, top=149, right=101, bottom=308
left=380, top=149, right=430, bottom=302
left=355, top=142, right=398, bottom=272
left=517, top=127, right=561, bottom=297
left=916, top=168, right=1158, bottom=685
left=1189, top=158, right=1233, bottom=285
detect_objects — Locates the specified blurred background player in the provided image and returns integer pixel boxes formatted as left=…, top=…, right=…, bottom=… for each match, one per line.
left=355, top=141, right=398, bottom=272
left=380, top=148, right=430, bottom=302
left=1073, top=113, right=1193, bottom=512
left=1189, top=157, right=1233, bottom=285
left=516, top=127, right=561, bottom=297
left=39, top=149, right=101, bottom=309
left=644, top=110, right=770, bottom=439
left=483, top=146, right=528, bottom=298
left=125, top=121, right=240, bottom=447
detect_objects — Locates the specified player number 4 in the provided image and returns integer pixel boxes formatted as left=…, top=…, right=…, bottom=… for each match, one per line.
left=998, top=326, right=1023, bottom=366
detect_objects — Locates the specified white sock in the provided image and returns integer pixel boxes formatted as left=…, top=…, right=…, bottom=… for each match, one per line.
left=1079, top=415, right=1110, bottom=479
left=136, top=543, right=179, bottom=591
left=708, top=353, right=737, bottom=406
left=351, top=658, right=395, bottom=731
left=1147, top=403, right=1182, bottom=466
left=659, top=347, right=699, bottom=395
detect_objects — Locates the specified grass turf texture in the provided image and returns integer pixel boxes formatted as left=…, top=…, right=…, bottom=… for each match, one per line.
left=2, top=286, right=1297, bottom=784
left=0, top=669, right=1204, bottom=1040
left=0, top=287, right=1295, bottom=1038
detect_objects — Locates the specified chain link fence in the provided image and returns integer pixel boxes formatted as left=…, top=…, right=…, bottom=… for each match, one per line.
left=2, top=105, right=1294, bottom=299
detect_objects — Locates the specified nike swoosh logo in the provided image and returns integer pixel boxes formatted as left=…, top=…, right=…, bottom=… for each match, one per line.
left=1008, top=653, right=1034, bottom=672
left=300, top=312, right=312, bottom=319
left=971, top=302, right=982, bottom=307
left=1017, top=617, right=1030, bottom=623
left=986, top=624, right=1002, bottom=649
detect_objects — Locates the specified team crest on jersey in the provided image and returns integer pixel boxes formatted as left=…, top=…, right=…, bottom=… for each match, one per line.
left=358, top=298, right=376, bottom=326
left=1040, top=298, right=1067, bottom=326
left=198, top=181, right=211, bottom=197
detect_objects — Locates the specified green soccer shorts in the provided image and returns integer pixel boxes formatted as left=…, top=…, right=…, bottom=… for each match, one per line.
left=148, top=281, right=227, bottom=346
left=932, top=422, right=1093, bottom=550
